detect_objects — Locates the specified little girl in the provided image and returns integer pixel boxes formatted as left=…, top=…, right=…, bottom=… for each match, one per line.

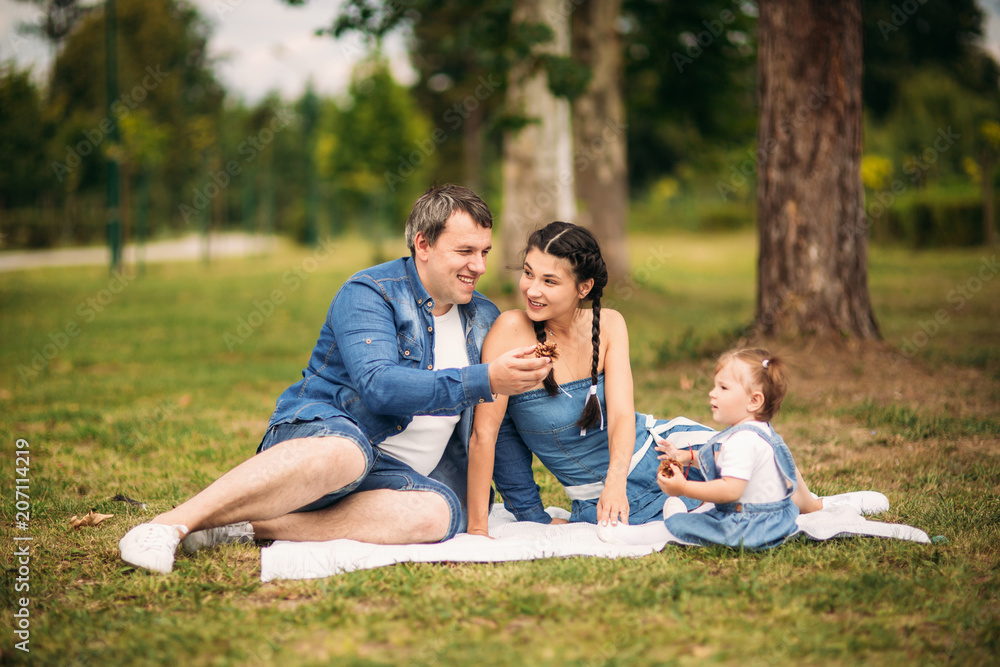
left=598, top=347, right=800, bottom=550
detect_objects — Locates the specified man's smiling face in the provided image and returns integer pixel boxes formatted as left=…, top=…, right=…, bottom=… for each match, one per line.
left=413, top=210, right=492, bottom=316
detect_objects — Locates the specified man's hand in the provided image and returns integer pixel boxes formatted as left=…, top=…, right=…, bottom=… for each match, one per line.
left=488, top=345, right=553, bottom=396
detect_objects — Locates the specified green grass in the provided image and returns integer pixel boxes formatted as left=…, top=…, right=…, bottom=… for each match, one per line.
left=1, top=230, right=998, bottom=665
left=850, top=400, right=1000, bottom=440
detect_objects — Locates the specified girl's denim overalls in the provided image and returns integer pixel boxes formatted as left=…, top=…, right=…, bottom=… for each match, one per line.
left=664, top=423, right=800, bottom=550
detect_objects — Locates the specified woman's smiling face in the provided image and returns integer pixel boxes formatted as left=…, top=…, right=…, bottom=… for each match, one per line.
left=519, top=248, right=582, bottom=323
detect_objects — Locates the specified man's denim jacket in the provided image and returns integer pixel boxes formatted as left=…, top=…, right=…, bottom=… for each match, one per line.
left=265, top=256, right=500, bottom=502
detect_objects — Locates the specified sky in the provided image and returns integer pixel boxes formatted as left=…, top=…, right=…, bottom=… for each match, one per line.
left=0, top=0, right=998, bottom=104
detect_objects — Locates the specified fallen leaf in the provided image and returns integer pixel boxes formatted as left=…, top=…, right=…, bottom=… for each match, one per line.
left=680, top=374, right=693, bottom=391
left=177, top=394, right=192, bottom=407
left=70, top=510, right=114, bottom=529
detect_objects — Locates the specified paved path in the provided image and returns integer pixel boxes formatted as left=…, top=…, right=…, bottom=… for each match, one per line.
left=0, top=232, right=276, bottom=272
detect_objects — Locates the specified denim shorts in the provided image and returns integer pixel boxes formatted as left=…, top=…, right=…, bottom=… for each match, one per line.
left=258, top=417, right=463, bottom=540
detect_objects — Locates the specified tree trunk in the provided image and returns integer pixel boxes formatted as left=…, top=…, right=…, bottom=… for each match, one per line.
left=756, top=0, right=879, bottom=339
left=501, top=0, right=576, bottom=277
left=571, top=0, right=629, bottom=284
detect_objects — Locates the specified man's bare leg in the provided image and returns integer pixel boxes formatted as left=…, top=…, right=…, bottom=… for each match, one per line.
left=252, top=489, right=452, bottom=544
left=152, top=436, right=367, bottom=531
left=119, top=436, right=367, bottom=572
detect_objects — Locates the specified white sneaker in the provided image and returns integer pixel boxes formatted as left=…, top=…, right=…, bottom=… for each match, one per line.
left=182, top=521, right=254, bottom=554
left=597, top=520, right=671, bottom=546
left=817, top=491, right=890, bottom=516
left=119, top=523, right=188, bottom=573
left=596, top=521, right=627, bottom=545
left=662, top=496, right=688, bottom=520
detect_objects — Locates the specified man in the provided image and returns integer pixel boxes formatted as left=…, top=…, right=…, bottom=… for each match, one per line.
left=119, top=184, right=551, bottom=573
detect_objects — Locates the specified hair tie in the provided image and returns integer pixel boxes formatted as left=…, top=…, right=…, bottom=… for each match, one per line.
left=762, top=359, right=770, bottom=369
left=581, top=383, right=605, bottom=436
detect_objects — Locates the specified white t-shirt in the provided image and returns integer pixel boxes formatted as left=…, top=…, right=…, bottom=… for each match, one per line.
left=377, top=306, right=468, bottom=475
left=715, top=421, right=791, bottom=504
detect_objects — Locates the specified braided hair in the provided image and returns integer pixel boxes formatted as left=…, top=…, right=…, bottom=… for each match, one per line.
left=523, top=221, right=609, bottom=431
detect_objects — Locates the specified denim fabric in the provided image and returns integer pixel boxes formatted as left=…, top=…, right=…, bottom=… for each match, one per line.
left=262, top=256, right=500, bottom=505
left=665, top=423, right=800, bottom=550
left=492, top=373, right=716, bottom=524
left=259, top=417, right=465, bottom=539
left=257, top=415, right=374, bottom=475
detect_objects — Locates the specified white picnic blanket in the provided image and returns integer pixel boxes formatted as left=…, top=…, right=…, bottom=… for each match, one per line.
left=260, top=503, right=930, bottom=582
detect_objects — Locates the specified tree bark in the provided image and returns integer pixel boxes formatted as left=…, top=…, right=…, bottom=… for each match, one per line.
left=571, top=0, right=629, bottom=283
left=756, top=0, right=880, bottom=339
left=501, top=0, right=576, bottom=276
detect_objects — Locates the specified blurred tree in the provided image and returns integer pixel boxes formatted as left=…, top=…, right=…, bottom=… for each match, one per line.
left=861, top=154, right=894, bottom=192
left=620, top=0, right=759, bottom=189
left=500, top=0, right=576, bottom=272
left=320, top=0, right=512, bottom=192
left=111, top=108, right=169, bottom=260
left=244, top=95, right=286, bottom=238
left=46, top=0, right=223, bottom=230
left=185, top=113, right=216, bottom=262
left=0, top=65, right=50, bottom=209
left=620, top=0, right=996, bottom=193
left=270, top=94, right=314, bottom=241
left=879, top=68, right=993, bottom=185
left=756, top=0, right=879, bottom=339
left=572, top=0, right=629, bottom=280
left=299, top=82, right=321, bottom=245
left=863, top=0, right=994, bottom=118
left=13, top=0, right=92, bottom=47
left=304, top=0, right=628, bottom=278
left=329, top=54, right=434, bottom=253
left=979, top=120, right=1000, bottom=245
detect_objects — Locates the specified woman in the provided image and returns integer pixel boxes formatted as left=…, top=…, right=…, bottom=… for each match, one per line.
left=466, top=222, right=837, bottom=537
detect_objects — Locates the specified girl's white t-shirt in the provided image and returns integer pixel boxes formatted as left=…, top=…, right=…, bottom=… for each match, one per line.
left=715, top=421, right=791, bottom=504
left=377, top=306, right=468, bottom=475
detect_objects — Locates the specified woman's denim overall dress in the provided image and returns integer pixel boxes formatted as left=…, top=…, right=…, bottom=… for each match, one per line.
left=503, top=373, right=716, bottom=524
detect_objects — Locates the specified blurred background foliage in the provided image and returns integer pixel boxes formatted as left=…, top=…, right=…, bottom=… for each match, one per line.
left=0, top=0, right=997, bottom=250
